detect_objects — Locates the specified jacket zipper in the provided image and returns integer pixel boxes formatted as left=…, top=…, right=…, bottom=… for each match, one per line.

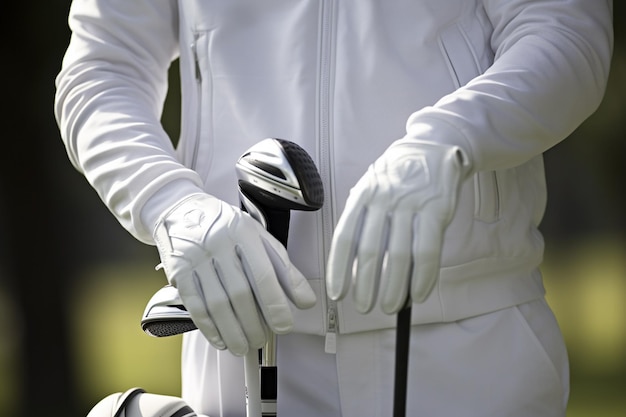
left=324, top=305, right=337, bottom=354
left=318, top=0, right=338, bottom=354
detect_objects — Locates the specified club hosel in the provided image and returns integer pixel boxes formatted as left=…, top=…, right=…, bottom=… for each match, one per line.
left=239, top=189, right=291, bottom=248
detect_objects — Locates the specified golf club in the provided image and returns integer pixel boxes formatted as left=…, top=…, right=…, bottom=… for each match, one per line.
left=141, top=138, right=324, bottom=417
left=394, top=304, right=411, bottom=417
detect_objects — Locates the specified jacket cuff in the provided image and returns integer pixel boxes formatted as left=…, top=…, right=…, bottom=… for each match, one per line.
left=405, top=111, right=476, bottom=173
left=139, top=179, right=207, bottom=244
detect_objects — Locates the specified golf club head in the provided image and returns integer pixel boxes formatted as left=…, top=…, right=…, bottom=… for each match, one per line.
left=141, top=138, right=324, bottom=338
left=236, top=138, right=324, bottom=213
left=141, top=285, right=197, bottom=337
left=237, top=138, right=324, bottom=246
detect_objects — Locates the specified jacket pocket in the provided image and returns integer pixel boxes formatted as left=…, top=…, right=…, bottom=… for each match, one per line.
left=188, top=30, right=213, bottom=178
left=438, top=22, right=481, bottom=89
left=439, top=23, right=500, bottom=222
left=473, top=170, right=500, bottom=222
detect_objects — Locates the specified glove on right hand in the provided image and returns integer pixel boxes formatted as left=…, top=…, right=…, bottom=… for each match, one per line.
left=153, top=193, right=316, bottom=356
left=326, top=139, right=471, bottom=314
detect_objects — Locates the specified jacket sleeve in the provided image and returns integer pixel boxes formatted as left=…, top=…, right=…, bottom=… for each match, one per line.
left=405, top=0, right=613, bottom=172
left=54, top=0, right=205, bottom=244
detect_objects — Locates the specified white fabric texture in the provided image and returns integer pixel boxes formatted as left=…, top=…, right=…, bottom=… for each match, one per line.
left=182, top=298, right=568, bottom=417
left=55, top=0, right=614, bottom=334
left=53, top=1, right=607, bottom=416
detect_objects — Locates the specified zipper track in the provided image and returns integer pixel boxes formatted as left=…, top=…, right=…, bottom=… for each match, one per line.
left=318, top=0, right=338, bottom=353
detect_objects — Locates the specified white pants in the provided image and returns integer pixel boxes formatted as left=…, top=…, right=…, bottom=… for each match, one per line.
left=182, top=298, right=569, bottom=417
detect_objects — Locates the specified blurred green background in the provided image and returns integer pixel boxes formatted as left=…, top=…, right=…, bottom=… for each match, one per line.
left=0, top=2, right=624, bottom=416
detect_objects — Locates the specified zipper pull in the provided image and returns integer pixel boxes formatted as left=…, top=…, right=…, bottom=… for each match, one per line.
left=324, top=304, right=337, bottom=354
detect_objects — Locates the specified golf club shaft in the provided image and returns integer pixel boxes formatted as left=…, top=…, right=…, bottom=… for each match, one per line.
left=141, top=138, right=324, bottom=417
left=238, top=199, right=286, bottom=417
left=393, top=304, right=411, bottom=417
left=245, top=349, right=263, bottom=417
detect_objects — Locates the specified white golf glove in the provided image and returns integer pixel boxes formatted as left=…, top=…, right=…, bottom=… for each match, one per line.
left=153, top=193, right=316, bottom=356
left=326, top=138, right=471, bottom=314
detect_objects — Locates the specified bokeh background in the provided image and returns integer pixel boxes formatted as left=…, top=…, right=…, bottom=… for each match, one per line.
left=0, top=2, right=624, bottom=416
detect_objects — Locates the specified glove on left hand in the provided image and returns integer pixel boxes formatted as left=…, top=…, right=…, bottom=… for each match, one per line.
left=326, top=138, right=471, bottom=314
left=154, top=194, right=316, bottom=356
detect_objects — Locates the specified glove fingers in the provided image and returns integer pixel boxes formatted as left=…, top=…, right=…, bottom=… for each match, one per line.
left=238, top=237, right=297, bottom=335
left=175, top=269, right=228, bottom=351
left=261, top=237, right=317, bottom=310
left=352, top=206, right=389, bottom=314
left=380, top=211, right=413, bottom=314
left=411, top=212, right=444, bottom=303
left=213, top=255, right=267, bottom=350
left=180, top=262, right=263, bottom=356
left=326, top=204, right=366, bottom=301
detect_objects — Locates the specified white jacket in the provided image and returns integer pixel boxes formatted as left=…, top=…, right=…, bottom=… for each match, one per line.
left=55, top=0, right=613, bottom=337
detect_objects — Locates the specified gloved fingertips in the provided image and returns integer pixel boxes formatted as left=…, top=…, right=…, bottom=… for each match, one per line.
left=326, top=244, right=355, bottom=301
left=249, top=337, right=267, bottom=351
left=291, top=279, right=317, bottom=309
left=208, top=337, right=226, bottom=351
left=413, top=289, right=429, bottom=304
left=229, top=342, right=250, bottom=357
left=354, top=295, right=375, bottom=314
left=272, top=325, right=294, bottom=335
left=381, top=295, right=404, bottom=315
left=326, top=205, right=366, bottom=301
left=259, top=238, right=317, bottom=310
left=411, top=267, right=439, bottom=304
left=195, top=319, right=226, bottom=350
left=266, top=305, right=294, bottom=335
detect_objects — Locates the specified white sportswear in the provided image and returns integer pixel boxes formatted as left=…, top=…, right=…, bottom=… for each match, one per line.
left=55, top=0, right=612, bottom=416
left=55, top=0, right=613, bottom=334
